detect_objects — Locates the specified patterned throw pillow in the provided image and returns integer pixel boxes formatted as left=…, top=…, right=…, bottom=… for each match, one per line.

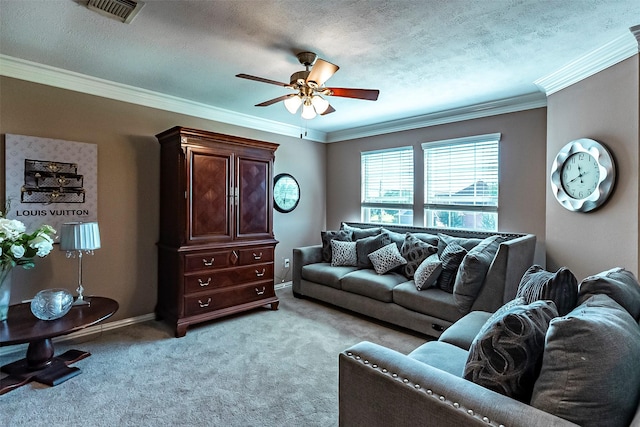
left=320, top=230, right=353, bottom=262
left=330, top=240, right=357, bottom=267
left=401, top=233, right=438, bottom=278
left=355, top=233, right=391, bottom=269
left=464, top=300, right=558, bottom=403
left=516, top=265, right=578, bottom=316
left=436, top=242, right=467, bottom=293
left=414, top=254, right=442, bottom=290
left=368, top=243, right=407, bottom=275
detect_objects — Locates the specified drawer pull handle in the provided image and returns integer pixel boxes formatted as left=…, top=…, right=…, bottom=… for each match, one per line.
left=198, top=277, right=212, bottom=287
left=202, top=258, right=215, bottom=266
left=255, top=268, right=266, bottom=277
left=253, top=252, right=263, bottom=260
left=255, top=287, right=266, bottom=295
left=198, top=298, right=212, bottom=308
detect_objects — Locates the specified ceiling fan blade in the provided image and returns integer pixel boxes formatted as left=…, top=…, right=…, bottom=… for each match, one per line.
left=255, top=95, right=292, bottom=107
left=306, top=59, right=339, bottom=86
left=321, top=105, right=336, bottom=115
left=236, top=73, right=290, bottom=87
left=326, top=88, right=380, bottom=101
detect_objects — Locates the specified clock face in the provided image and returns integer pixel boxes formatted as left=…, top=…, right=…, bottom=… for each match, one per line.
left=561, top=152, right=600, bottom=199
left=550, top=138, right=616, bottom=212
left=273, top=173, right=300, bottom=213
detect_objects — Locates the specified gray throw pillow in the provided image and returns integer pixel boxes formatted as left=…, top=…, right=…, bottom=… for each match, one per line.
left=516, top=265, right=578, bottom=316
left=530, top=295, right=640, bottom=427
left=400, top=233, right=438, bottom=278
left=437, top=233, right=482, bottom=255
left=355, top=233, right=391, bottom=269
left=453, top=235, right=505, bottom=313
left=340, top=223, right=382, bottom=240
left=464, top=300, right=558, bottom=403
left=368, top=242, right=407, bottom=275
left=436, top=242, right=467, bottom=293
left=578, top=267, right=640, bottom=321
left=330, top=240, right=357, bottom=267
left=414, top=254, right=442, bottom=290
left=380, top=228, right=406, bottom=251
left=320, top=230, right=352, bottom=263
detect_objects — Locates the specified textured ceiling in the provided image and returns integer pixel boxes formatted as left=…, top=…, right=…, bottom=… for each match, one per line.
left=1, top=0, right=639, bottom=137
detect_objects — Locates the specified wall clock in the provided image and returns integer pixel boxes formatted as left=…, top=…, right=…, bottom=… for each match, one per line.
left=273, top=173, right=300, bottom=213
left=550, top=138, right=616, bottom=212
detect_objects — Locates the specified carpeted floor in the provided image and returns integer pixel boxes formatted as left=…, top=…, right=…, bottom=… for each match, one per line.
left=1, top=286, right=427, bottom=426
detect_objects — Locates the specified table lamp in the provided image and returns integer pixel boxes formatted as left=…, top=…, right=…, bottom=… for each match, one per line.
left=59, top=221, right=101, bottom=306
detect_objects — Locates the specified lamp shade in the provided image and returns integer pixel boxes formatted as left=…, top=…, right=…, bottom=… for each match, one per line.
left=59, top=222, right=101, bottom=251
left=284, top=95, right=302, bottom=114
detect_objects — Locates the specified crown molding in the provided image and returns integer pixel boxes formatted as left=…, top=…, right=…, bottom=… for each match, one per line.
left=325, top=92, right=547, bottom=143
left=0, top=54, right=328, bottom=142
left=534, top=29, right=640, bottom=96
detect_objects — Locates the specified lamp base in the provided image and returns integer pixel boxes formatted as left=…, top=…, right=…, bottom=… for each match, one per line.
left=72, top=296, right=90, bottom=306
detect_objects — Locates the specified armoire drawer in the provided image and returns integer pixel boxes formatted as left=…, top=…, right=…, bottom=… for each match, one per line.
left=184, top=263, right=274, bottom=294
left=184, top=282, right=276, bottom=316
left=238, top=247, right=274, bottom=265
left=184, top=250, right=233, bottom=272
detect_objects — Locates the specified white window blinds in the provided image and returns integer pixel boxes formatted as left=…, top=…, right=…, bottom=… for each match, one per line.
left=361, top=147, right=413, bottom=205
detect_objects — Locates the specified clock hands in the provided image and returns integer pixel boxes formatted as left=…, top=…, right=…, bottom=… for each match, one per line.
left=569, top=165, right=589, bottom=184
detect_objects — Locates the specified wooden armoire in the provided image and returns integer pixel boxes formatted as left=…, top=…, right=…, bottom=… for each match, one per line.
left=156, top=127, right=279, bottom=337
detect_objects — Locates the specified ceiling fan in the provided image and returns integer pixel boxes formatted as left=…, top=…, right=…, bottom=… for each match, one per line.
left=236, top=51, right=380, bottom=119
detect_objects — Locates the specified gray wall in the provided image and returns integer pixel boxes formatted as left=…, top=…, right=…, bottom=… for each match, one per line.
left=0, top=76, right=326, bottom=321
left=545, top=56, right=640, bottom=280
left=325, top=108, right=548, bottom=266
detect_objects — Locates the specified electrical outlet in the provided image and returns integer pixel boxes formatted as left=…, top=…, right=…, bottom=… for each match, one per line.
left=284, top=258, right=290, bottom=268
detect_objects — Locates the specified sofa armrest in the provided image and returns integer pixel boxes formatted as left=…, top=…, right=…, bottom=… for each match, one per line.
left=292, top=245, right=323, bottom=294
left=339, top=341, right=578, bottom=427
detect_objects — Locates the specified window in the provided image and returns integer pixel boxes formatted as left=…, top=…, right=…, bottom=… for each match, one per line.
left=423, top=133, right=500, bottom=231
left=361, top=147, right=414, bottom=225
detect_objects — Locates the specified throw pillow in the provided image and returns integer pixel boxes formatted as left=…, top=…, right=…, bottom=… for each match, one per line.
left=401, top=233, right=438, bottom=278
left=320, top=230, right=353, bottom=263
left=437, top=233, right=482, bottom=255
left=476, top=296, right=527, bottom=338
left=355, top=233, right=391, bottom=269
left=453, top=235, right=506, bottom=313
left=530, top=295, right=640, bottom=427
left=464, top=300, right=558, bottom=403
left=516, top=265, right=578, bottom=316
left=330, top=240, right=357, bottom=267
left=414, top=254, right=442, bottom=290
left=340, top=223, right=382, bottom=240
left=578, top=267, right=640, bottom=321
left=380, top=228, right=406, bottom=251
left=436, top=242, right=467, bottom=293
left=368, top=242, right=407, bottom=275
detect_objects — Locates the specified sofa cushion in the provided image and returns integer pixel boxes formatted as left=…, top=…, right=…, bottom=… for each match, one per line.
left=516, top=265, right=578, bottom=316
left=368, top=242, right=407, bottom=275
left=578, top=267, right=640, bottom=321
left=340, top=269, right=408, bottom=302
left=453, top=235, right=505, bottom=313
left=531, top=295, right=640, bottom=427
left=392, top=282, right=462, bottom=323
left=380, top=228, right=406, bottom=250
left=301, top=263, right=356, bottom=290
left=438, top=310, right=492, bottom=351
left=320, top=230, right=353, bottom=263
left=355, top=233, right=391, bottom=269
left=414, top=254, right=441, bottom=291
left=341, top=223, right=382, bottom=240
left=401, top=233, right=438, bottom=278
left=408, top=341, right=468, bottom=377
left=331, top=240, right=358, bottom=267
left=436, top=242, right=467, bottom=293
left=463, top=300, right=558, bottom=403
left=437, top=233, right=482, bottom=255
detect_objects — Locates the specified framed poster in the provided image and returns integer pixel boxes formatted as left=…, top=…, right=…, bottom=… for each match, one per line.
left=5, top=134, right=98, bottom=234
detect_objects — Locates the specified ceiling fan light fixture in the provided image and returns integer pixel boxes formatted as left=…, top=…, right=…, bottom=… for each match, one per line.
left=284, top=95, right=302, bottom=114
left=311, top=95, right=330, bottom=115
left=301, top=102, right=317, bottom=120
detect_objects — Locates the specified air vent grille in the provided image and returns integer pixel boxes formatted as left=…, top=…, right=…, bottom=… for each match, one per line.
left=87, top=0, right=143, bottom=23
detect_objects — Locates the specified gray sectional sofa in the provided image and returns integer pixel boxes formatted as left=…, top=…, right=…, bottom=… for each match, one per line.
left=339, top=267, right=640, bottom=427
left=292, top=222, right=536, bottom=338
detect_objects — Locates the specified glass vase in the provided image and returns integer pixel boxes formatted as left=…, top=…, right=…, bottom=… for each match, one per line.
left=0, top=265, right=12, bottom=322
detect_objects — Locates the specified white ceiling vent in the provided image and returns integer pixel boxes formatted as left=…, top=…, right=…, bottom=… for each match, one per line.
left=86, top=0, right=144, bottom=24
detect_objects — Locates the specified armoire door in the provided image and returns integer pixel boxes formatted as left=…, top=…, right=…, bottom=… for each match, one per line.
left=235, top=154, right=273, bottom=240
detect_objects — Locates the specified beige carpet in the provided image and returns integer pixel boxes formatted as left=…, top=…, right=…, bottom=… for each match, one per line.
left=1, top=287, right=427, bottom=426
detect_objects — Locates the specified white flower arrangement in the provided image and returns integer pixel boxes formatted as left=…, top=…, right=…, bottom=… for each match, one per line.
left=0, top=210, right=56, bottom=270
